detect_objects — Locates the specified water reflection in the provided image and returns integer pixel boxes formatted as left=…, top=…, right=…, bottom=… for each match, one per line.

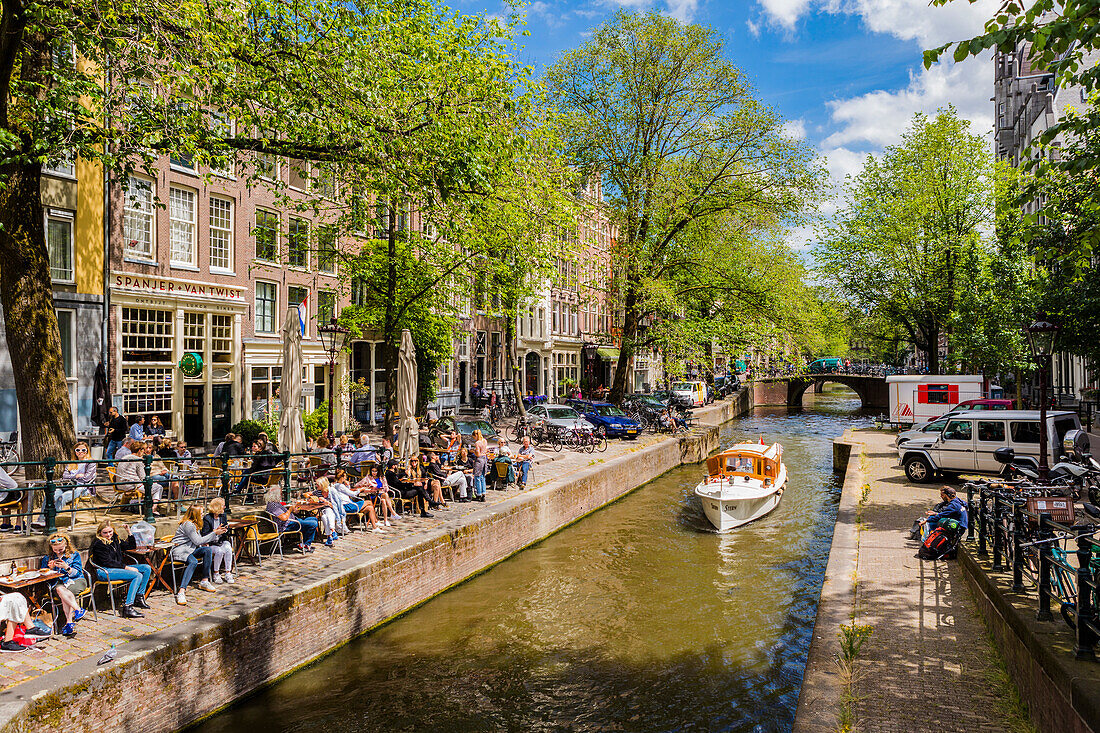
left=192, top=388, right=868, bottom=733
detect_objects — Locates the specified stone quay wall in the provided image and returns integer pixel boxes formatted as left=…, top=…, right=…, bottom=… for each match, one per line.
left=0, top=401, right=744, bottom=733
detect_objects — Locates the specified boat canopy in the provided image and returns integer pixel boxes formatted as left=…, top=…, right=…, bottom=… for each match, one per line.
left=706, top=443, right=783, bottom=483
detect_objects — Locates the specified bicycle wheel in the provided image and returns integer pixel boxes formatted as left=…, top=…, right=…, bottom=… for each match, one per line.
left=584, top=435, right=595, bottom=453
left=549, top=434, right=562, bottom=452
left=595, top=433, right=607, bottom=452
left=508, top=423, right=525, bottom=443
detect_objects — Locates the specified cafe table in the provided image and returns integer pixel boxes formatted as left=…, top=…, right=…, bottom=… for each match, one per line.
left=226, top=517, right=260, bottom=566
left=125, top=541, right=174, bottom=598
left=0, top=569, right=63, bottom=618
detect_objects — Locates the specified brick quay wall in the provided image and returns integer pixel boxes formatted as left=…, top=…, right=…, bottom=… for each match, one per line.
left=0, top=400, right=743, bottom=733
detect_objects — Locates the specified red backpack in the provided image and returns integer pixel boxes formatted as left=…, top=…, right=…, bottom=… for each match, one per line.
left=919, top=526, right=959, bottom=560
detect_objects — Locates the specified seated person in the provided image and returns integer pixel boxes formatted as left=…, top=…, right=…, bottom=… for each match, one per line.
left=202, top=497, right=235, bottom=585
left=309, top=478, right=340, bottom=545
left=515, top=437, right=534, bottom=489
left=0, top=592, right=31, bottom=652
left=89, top=520, right=151, bottom=618
left=422, top=453, right=449, bottom=506
left=265, top=496, right=318, bottom=553
left=32, top=441, right=95, bottom=528
left=41, top=532, right=88, bottom=637
left=386, top=459, right=437, bottom=518
left=331, top=469, right=384, bottom=533
left=354, top=464, right=399, bottom=525
left=238, top=440, right=279, bottom=500
left=492, top=438, right=514, bottom=488
left=170, top=505, right=222, bottom=605
left=915, top=486, right=968, bottom=541
left=115, top=442, right=164, bottom=516
left=445, top=446, right=475, bottom=502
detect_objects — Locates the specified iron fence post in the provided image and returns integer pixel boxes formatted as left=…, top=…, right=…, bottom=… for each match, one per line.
left=992, top=498, right=1004, bottom=572
left=966, top=483, right=976, bottom=539
left=1037, top=513, right=1053, bottom=621
left=282, top=451, right=291, bottom=504
left=335, top=445, right=343, bottom=469
left=1012, top=502, right=1025, bottom=592
left=977, top=489, right=988, bottom=558
left=142, top=453, right=154, bottom=522
left=1074, top=535, right=1097, bottom=661
left=44, top=457, right=56, bottom=534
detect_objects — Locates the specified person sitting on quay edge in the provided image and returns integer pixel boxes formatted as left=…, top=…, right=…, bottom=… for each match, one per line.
left=170, top=504, right=221, bottom=605
left=265, top=495, right=318, bottom=553
left=912, top=486, right=968, bottom=542
left=146, top=415, right=166, bottom=437
left=32, top=441, right=95, bottom=529
left=89, top=520, right=151, bottom=618
left=103, top=406, right=129, bottom=461
left=40, top=532, right=88, bottom=637
left=201, top=497, right=235, bottom=585
left=128, top=415, right=146, bottom=442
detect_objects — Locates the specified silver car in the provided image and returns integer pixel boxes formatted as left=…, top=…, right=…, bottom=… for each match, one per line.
left=526, top=404, right=594, bottom=435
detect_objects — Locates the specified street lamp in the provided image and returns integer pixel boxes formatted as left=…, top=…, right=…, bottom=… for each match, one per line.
left=1026, top=315, right=1060, bottom=481
left=318, top=316, right=349, bottom=441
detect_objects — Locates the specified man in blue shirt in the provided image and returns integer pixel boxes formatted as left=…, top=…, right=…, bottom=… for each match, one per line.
left=128, top=416, right=145, bottom=442
left=919, top=486, right=968, bottom=541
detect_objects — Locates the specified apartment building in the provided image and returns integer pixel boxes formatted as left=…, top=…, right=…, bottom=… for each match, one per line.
left=0, top=159, right=105, bottom=437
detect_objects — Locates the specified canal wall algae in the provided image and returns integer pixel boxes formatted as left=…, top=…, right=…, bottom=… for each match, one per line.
left=0, top=406, right=734, bottom=733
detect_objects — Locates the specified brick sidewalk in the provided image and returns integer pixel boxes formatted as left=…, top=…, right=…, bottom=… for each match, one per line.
left=0, top=430, right=673, bottom=690
left=851, top=430, right=1023, bottom=732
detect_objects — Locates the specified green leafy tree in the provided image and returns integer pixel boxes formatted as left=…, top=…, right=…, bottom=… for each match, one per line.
left=545, top=11, right=820, bottom=402
left=815, top=108, right=993, bottom=375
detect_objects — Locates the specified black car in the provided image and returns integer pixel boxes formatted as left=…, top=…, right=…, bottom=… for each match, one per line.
left=429, top=415, right=501, bottom=451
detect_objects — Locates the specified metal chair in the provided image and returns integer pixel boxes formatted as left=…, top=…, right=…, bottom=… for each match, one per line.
left=48, top=565, right=98, bottom=624
left=85, top=557, right=132, bottom=616
left=245, top=513, right=303, bottom=560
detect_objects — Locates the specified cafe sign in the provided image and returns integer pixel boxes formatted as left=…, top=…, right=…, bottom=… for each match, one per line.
left=178, top=352, right=204, bottom=378
left=112, top=272, right=245, bottom=301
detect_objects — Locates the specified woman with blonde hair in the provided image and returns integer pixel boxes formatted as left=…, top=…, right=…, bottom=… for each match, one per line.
left=201, top=497, right=235, bottom=584
left=39, top=532, right=87, bottom=637
left=353, top=464, right=398, bottom=525
left=310, top=477, right=339, bottom=545
left=170, top=504, right=223, bottom=605
left=31, top=441, right=95, bottom=529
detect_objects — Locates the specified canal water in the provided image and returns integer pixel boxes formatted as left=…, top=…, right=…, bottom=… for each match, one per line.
left=193, top=388, right=870, bottom=733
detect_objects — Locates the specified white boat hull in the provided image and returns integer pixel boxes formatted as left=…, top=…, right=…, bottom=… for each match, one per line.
left=695, top=486, right=783, bottom=532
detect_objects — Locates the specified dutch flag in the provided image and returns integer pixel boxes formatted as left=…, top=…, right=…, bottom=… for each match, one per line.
left=297, top=291, right=309, bottom=336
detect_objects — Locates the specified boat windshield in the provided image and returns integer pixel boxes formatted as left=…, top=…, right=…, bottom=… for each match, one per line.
left=725, top=455, right=755, bottom=473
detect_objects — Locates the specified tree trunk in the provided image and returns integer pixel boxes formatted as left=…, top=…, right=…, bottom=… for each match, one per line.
left=926, top=324, right=940, bottom=375
left=610, top=271, right=639, bottom=404
left=505, top=316, right=525, bottom=419
left=0, top=162, right=75, bottom=472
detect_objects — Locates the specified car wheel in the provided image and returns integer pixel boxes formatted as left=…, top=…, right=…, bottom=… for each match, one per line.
left=905, top=456, right=933, bottom=483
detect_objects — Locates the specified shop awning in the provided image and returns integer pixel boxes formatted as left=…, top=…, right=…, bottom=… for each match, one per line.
left=596, top=347, right=620, bottom=360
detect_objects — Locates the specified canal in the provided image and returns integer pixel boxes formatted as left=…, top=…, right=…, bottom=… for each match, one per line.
left=193, top=388, right=870, bottom=733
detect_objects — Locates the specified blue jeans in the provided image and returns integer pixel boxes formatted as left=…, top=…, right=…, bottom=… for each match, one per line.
left=179, top=547, right=214, bottom=588
left=97, top=565, right=152, bottom=605
left=105, top=440, right=123, bottom=460
left=518, top=461, right=530, bottom=486
left=473, top=457, right=487, bottom=497
left=37, top=486, right=92, bottom=523
left=285, top=517, right=318, bottom=546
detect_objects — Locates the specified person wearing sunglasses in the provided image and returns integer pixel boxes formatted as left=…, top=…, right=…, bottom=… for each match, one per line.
left=40, top=533, right=87, bottom=637
left=32, top=442, right=95, bottom=530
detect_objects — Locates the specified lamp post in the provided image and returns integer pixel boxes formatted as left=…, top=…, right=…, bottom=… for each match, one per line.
left=1026, top=315, right=1060, bottom=481
left=318, top=316, right=349, bottom=441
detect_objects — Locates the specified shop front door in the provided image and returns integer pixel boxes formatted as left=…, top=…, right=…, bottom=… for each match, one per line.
left=525, top=352, right=540, bottom=395
left=458, top=363, right=468, bottom=404
left=184, top=385, right=205, bottom=447
left=211, top=385, right=233, bottom=444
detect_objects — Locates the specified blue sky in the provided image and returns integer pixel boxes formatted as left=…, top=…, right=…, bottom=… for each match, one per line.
left=457, top=0, right=998, bottom=246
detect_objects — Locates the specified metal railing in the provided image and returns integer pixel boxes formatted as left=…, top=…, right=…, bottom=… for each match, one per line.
left=966, top=483, right=1100, bottom=661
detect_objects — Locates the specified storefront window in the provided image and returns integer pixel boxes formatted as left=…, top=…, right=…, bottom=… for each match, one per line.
left=121, top=307, right=173, bottom=361
left=183, top=312, right=205, bottom=354
left=251, top=366, right=283, bottom=419
left=211, top=314, right=233, bottom=362
left=121, top=367, right=173, bottom=418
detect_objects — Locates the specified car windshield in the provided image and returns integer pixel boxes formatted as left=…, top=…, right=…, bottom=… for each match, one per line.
left=923, top=419, right=948, bottom=433
left=546, top=408, right=579, bottom=420
left=456, top=421, right=493, bottom=436
left=671, top=382, right=692, bottom=391
left=595, top=406, right=625, bottom=417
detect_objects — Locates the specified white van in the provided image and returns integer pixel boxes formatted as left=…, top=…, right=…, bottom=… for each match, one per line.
left=896, top=410, right=1081, bottom=482
left=670, top=381, right=708, bottom=408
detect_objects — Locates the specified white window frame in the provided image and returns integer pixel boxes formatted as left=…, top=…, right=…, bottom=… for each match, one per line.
left=43, top=155, right=75, bottom=179
left=210, top=114, right=235, bottom=179
left=169, top=185, right=198, bottom=268
left=123, top=176, right=156, bottom=262
left=46, top=209, right=75, bottom=284
left=254, top=209, right=279, bottom=263
left=255, top=280, right=278, bottom=334
left=288, top=286, right=309, bottom=338
left=209, top=195, right=234, bottom=273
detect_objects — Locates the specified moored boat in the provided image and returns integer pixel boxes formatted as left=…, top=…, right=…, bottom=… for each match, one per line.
left=694, top=441, right=787, bottom=532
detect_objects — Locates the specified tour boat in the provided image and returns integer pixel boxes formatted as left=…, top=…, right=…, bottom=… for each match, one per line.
left=694, top=441, right=787, bottom=532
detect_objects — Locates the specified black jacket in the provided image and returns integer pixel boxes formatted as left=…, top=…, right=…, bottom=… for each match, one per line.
left=90, top=534, right=138, bottom=570
left=107, top=416, right=129, bottom=441
left=201, top=512, right=232, bottom=545
left=250, top=448, right=281, bottom=473
left=222, top=441, right=246, bottom=457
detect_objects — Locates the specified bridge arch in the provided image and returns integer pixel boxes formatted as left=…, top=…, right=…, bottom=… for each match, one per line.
left=753, top=374, right=889, bottom=410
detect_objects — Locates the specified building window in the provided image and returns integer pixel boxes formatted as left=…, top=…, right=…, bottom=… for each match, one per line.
left=44, top=156, right=75, bottom=178
left=440, top=361, right=452, bottom=390
left=288, top=286, right=308, bottom=335
left=251, top=366, right=283, bottom=419
left=121, top=307, right=173, bottom=361
left=255, top=209, right=278, bottom=262
left=169, top=186, right=197, bottom=266
left=351, top=278, right=367, bottom=306
left=123, top=177, right=155, bottom=260
left=209, top=113, right=234, bottom=178
left=211, top=314, right=233, bottom=362
left=209, top=197, right=233, bottom=271
left=316, top=167, right=336, bottom=199
left=47, top=211, right=74, bottom=282
left=56, top=309, right=73, bottom=377
left=256, top=281, right=277, bottom=333
left=318, top=290, right=335, bottom=325
left=318, top=226, right=337, bottom=274
left=121, top=367, right=174, bottom=415
left=183, top=312, right=205, bottom=354
left=255, top=152, right=277, bottom=181
left=288, top=159, right=309, bottom=191
left=288, top=217, right=309, bottom=269
left=374, top=201, right=390, bottom=238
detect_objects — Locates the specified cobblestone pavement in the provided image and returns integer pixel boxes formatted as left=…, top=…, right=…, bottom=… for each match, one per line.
left=0, top=429, right=680, bottom=690
left=850, top=430, right=1019, bottom=733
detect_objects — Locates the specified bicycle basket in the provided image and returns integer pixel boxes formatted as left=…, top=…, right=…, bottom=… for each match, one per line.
left=1025, top=497, right=1075, bottom=525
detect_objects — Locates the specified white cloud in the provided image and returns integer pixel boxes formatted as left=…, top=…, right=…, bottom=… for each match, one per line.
left=782, top=118, right=808, bottom=140
left=758, top=0, right=813, bottom=30
left=754, top=0, right=998, bottom=45
left=665, top=0, right=699, bottom=22
left=746, top=18, right=761, bottom=37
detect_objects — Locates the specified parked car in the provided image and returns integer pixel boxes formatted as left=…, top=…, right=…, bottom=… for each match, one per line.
left=947, top=398, right=1016, bottom=412
left=429, top=416, right=501, bottom=452
left=524, top=404, right=593, bottom=434
left=894, top=412, right=963, bottom=448
left=568, top=400, right=641, bottom=439
left=896, top=410, right=1081, bottom=482
left=670, top=381, right=708, bottom=408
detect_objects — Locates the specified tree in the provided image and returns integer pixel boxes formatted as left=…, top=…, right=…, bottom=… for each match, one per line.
left=1, top=0, right=527, bottom=459
left=544, top=11, right=820, bottom=403
left=815, top=108, right=993, bottom=375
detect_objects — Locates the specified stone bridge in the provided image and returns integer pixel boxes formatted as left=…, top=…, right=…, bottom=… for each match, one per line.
left=752, top=373, right=889, bottom=410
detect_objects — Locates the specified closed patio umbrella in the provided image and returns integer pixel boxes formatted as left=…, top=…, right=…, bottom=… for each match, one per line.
left=278, top=308, right=306, bottom=456
left=396, top=329, right=419, bottom=459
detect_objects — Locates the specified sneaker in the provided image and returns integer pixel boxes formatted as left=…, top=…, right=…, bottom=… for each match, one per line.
left=0, top=640, right=25, bottom=653
left=212, top=574, right=224, bottom=585
left=384, top=520, right=392, bottom=527
left=176, top=591, right=187, bottom=606
left=61, top=623, right=76, bottom=638
left=224, top=573, right=236, bottom=585
left=0, top=524, right=11, bottom=532
left=72, top=608, right=86, bottom=623
left=324, top=537, right=334, bottom=547
left=295, top=544, right=306, bottom=554
left=198, top=579, right=216, bottom=593
left=330, top=531, right=338, bottom=543
left=30, top=520, right=45, bottom=529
